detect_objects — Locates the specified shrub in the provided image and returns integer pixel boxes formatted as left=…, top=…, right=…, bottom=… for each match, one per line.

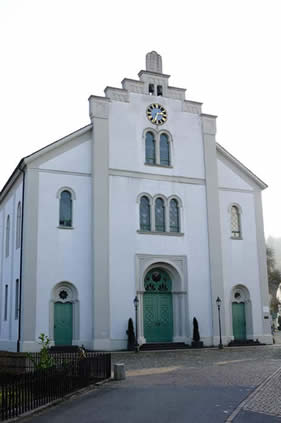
left=126, top=318, right=135, bottom=351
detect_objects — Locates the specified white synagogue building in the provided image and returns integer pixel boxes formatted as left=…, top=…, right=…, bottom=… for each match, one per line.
left=0, top=51, right=272, bottom=352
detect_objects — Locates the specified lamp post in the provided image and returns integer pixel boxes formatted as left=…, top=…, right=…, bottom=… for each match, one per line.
left=216, top=296, right=223, bottom=349
left=133, top=296, right=139, bottom=353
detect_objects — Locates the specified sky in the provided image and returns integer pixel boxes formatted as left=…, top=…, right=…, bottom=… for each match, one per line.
left=0, top=0, right=280, bottom=238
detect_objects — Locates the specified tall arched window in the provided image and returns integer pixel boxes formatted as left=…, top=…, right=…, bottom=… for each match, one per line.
left=160, top=133, right=170, bottom=166
left=59, top=190, right=72, bottom=227
left=140, top=196, right=151, bottom=231
left=169, top=199, right=180, bottom=232
left=231, top=205, right=241, bottom=238
left=145, top=132, right=156, bottom=164
left=155, top=198, right=165, bottom=232
left=16, top=202, right=22, bottom=249
left=5, top=215, right=10, bottom=257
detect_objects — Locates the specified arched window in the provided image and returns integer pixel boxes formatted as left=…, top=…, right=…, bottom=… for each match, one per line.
left=155, top=198, right=165, bottom=232
left=145, top=132, right=156, bottom=164
left=160, top=133, right=170, bottom=166
left=16, top=202, right=21, bottom=249
left=140, top=196, right=151, bottom=232
left=231, top=205, right=241, bottom=238
left=59, top=190, right=72, bottom=227
left=5, top=215, right=10, bottom=257
left=169, top=199, right=180, bottom=232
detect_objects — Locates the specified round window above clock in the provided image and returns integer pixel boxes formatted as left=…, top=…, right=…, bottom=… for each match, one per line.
left=146, top=104, right=167, bottom=125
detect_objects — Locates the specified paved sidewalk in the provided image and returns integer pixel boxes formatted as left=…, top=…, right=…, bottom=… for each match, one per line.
left=229, top=366, right=281, bottom=421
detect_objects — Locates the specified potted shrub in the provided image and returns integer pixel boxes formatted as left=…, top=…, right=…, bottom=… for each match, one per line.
left=126, top=318, right=136, bottom=351
left=192, top=317, right=204, bottom=348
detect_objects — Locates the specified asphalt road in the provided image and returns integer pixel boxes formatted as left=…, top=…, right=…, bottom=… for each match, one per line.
left=26, top=346, right=281, bottom=423
left=27, top=382, right=251, bottom=423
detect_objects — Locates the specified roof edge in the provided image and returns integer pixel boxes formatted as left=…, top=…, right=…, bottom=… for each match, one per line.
left=24, top=123, right=92, bottom=165
left=0, top=123, right=92, bottom=203
left=216, top=143, right=268, bottom=190
left=0, top=159, right=25, bottom=204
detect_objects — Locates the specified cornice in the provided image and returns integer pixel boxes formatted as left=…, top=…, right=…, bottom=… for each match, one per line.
left=183, top=100, right=202, bottom=114
left=88, top=94, right=110, bottom=102
left=104, top=86, right=129, bottom=103
left=201, top=113, right=218, bottom=119
left=138, top=70, right=170, bottom=79
left=109, top=168, right=205, bottom=185
left=121, top=78, right=145, bottom=94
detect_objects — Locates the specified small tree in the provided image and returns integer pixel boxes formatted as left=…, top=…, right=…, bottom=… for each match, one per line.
left=28, top=333, right=54, bottom=369
left=126, top=318, right=135, bottom=351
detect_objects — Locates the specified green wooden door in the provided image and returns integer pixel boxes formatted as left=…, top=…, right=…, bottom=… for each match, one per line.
left=143, top=269, right=173, bottom=343
left=54, top=302, right=73, bottom=346
left=232, top=302, right=246, bottom=340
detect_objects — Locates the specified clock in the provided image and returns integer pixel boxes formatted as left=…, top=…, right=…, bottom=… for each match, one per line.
left=146, top=104, right=167, bottom=125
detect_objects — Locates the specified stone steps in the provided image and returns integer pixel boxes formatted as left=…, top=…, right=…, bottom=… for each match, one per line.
left=140, top=342, right=189, bottom=351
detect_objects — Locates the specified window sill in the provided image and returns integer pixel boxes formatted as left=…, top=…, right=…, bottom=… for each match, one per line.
left=57, top=226, right=74, bottom=230
left=144, top=163, right=173, bottom=169
left=137, top=230, right=184, bottom=237
left=230, top=236, right=243, bottom=240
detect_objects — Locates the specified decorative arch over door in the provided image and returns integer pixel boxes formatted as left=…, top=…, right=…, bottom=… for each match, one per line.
left=143, top=268, right=173, bottom=342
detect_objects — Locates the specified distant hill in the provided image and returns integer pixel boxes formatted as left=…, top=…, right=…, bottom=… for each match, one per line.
left=267, top=236, right=281, bottom=272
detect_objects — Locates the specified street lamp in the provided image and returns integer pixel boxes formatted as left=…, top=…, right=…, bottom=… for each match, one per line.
left=216, top=296, right=223, bottom=350
left=133, top=296, right=139, bottom=353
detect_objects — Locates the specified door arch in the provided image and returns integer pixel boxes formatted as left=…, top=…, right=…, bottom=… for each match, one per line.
left=143, top=268, right=173, bottom=342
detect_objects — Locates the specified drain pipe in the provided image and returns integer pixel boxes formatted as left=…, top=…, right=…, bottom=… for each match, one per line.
left=17, top=166, right=25, bottom=353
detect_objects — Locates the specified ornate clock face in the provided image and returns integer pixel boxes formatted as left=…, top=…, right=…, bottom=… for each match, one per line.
left=146, top=104, right=167, bottom=125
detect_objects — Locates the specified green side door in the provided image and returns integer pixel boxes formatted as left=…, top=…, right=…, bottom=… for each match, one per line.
left=232, top=302, right=246, bottom=341
left=54, top=302, right=73, bottom=346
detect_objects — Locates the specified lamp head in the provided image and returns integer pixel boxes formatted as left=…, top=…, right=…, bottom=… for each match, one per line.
left=216, top=296, right=222, bottom=307
left=134, top=296, right=139, bottom=308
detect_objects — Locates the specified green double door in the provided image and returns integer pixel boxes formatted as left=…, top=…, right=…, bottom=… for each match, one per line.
left=143, top=269, right=173, bottom=343
left=232, top=302, right=246, bottom=341
left=54, top=302, right=73, bottom=346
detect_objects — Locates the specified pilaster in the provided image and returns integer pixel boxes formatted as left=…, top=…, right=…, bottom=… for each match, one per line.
left=201, top=114, right=226, bottom=344
left=89, top=96, right=111, bottom=350
left=21, top=169, right=39, bottom=346
left=254, top=190, right=272, bottom=341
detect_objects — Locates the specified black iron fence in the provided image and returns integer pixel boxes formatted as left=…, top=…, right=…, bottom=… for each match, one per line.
left=0, top=352, right=111, bottom=421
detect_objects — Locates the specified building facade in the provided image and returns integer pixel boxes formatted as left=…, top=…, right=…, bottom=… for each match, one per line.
left=0, top=51, right=272, bottom=351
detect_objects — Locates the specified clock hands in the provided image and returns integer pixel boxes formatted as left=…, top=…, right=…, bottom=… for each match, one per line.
left=146, top=104, right=167, bottom=125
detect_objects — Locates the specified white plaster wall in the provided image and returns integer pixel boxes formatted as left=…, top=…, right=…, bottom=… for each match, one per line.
left=109, top=94, right=205, bottom=180
left=109, top=175, right=212, bottom=345
left=35, top=171, right=92, bottom=347
left=217, top=158, right=253, bottom=191
left=39, top=139, right=92, bottom=174
left=219, top=190, right=263, bottom=338
left=0, top=177, right=23, bottom=349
